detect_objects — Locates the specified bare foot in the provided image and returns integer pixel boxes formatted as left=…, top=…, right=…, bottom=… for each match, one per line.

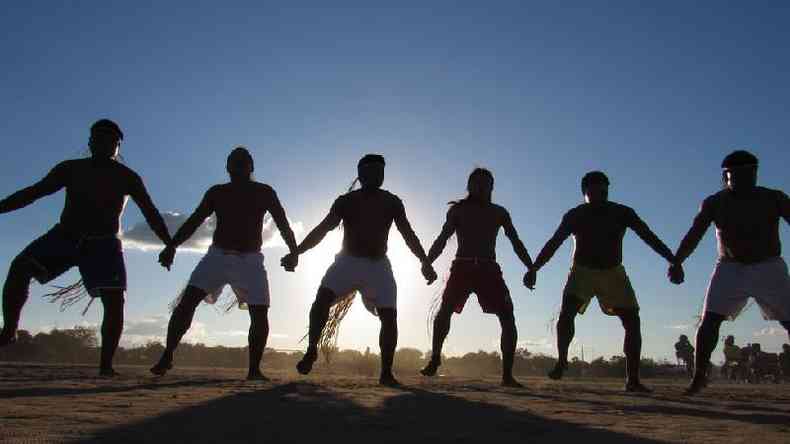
left=625, top=382, right=653, bottom=393
left=0, top=329, right=17, bottom=347
left=296, top=348, right=317, bottom=375
left=547, top=362, right=567, bottom=380
left=501, top=376, right=524, bottom=388
left=99, top=368, right=121, bottom=378
left=246, top=371, right=270, bottom=381
left=150, top=359, right=173, bottom=376
left=420, top=359, right=440, bottom=377
left=379, top=373, right=402, bottom=388
left=684, top=377, right=707, bottom=396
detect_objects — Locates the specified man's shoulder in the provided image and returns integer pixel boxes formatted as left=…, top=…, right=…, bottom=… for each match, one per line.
left=252, top=182, right=276, bottom=195
left=755, top=186, right=787, bottom=199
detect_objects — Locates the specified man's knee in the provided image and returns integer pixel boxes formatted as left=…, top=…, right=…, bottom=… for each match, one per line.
left=699, top=311, right=725, bottom=331
left=618, top=310, right=641, bottom=330
left=176, top=286, right=206, bottom=311
left=314, top=287, right=336, bottom=308
left=100, top=289, right=126, bottom=310
left=378, top=308, right=397, bottom=325
left=497, top=310, right=516, bottom=327
left=7, top=255, right=36, bottom=284
left=249, top=305, right=269, bottom=329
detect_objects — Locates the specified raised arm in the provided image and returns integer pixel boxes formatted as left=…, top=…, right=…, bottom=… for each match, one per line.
left=128, top=174, right=173, bottom=246
left=627, top=209, right=675, bottom=264
left=0, top=163, right=66, bottom=214
left=779, top=191, right=790, bottom=226
left=268, top=189, right=297, bottom=254
left=531, top=212, right=573, bottom=271
left=674, top=197, right=715, bottom=265
left=296, top=212, right=341, bottom=255
left=425, top=207, right=457, bottom=264
left=393, top=202, right=429, bottom=263
left=168, top=189, right=215, bottom=248
left=501, top=208, right=533, bottom=269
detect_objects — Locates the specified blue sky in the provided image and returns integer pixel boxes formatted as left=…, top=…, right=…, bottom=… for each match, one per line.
left=1, top=2, right=788, bottom=362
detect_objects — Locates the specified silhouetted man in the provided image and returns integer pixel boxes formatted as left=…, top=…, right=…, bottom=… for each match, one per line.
left=675, top=334, right=695, bottom=377
left=281, top=154, right=436, bottom=387
left=419, top=168, right=533, bottom=387
left=526, top=171, right=676, bottom=392
left=0, top=119, right=172, bottom=376
left=152, top=147, right=297, bottom=380
left=672, top=150, right=790, bottom=395
left=781, top=344, right=790, bottom=379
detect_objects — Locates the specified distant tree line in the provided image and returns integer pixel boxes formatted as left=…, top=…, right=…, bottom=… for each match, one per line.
left=0, top=326, right=695, bottom=379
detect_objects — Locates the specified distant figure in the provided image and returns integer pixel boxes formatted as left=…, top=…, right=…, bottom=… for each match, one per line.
left=151, top=147, right=297, bottom=380
left=281, top=154, right=436, bottom=387
left=526, top=171, right=676, bottom=392
left=419, top=168, right=534, bottom=387
left=671, top=150, right=790, bottom=395
left=722, top=335, right=745, bottom=381
left=675, top=334, right=695, bottom=377
left=781, top=344, right=790, bottom=381
left=0, top=120, right=172, bottom=376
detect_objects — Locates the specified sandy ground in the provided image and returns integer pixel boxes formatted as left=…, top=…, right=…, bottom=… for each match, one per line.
left=1, top=363, right=789, bottom=443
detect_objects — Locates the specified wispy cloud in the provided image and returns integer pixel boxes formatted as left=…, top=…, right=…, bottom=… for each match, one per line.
left=121, top=211, right=304, bottom=253
left=753, top=327, right=784, bottom=337
left=665, top=324, right=691, bottom=331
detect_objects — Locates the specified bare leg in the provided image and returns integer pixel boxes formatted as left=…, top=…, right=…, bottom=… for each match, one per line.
left=781, top=321, right=790, bottom=342
left=151, top=286, right=205, bottom=375
left=296, top=287, right=335, bottom=375
left=247, top=305, right=270, bottom=380
left=378, top=308, right=399, bottom=386
left=498, top=310, right=522, bottom=387
left=685, top=311, right=725, bottom=395
left=99, top=290, right=125, bottom=376
left=1, top=257, right=36, bottom=346
left=549, top=293, right=581, bottom=380
left=619, top=310, right=651, bottom=392
left=421, top=301, right=453, bottom=377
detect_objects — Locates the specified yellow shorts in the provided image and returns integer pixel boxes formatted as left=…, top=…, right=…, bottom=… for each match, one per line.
left=563, top=264, right=638, bottom=316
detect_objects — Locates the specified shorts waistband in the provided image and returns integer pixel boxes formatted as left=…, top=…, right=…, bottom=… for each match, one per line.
left=209, top=246, right=262, bottom=256
left=453, top=257, right=498, bottom=265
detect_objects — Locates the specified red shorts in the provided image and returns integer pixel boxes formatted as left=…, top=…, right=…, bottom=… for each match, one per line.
left=442, top=260, right=512, bottom=314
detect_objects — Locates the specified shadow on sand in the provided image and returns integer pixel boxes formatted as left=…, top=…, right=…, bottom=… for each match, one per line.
left=77, top=382, right=667, bottom=444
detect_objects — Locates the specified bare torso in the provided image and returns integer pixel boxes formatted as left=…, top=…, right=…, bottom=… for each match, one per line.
left=706, top=187, right=786, bottom=263
left=450, top=201, right=506, bottom=259
left=207, top=182, right=279, bottom=252
left=55, top=159, right=142, bottom=237
left=564, top=202, right=639, bottom=269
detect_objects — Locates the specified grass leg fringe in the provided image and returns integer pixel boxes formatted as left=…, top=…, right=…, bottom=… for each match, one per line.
left=43, top=280, right=91, bottom=314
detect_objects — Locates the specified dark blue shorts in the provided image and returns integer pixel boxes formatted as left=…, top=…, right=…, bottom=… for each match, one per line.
left=20, top=225, right=126, bottom=297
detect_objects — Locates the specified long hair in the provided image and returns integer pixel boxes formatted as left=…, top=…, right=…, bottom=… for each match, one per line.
left=448, top=168, right=494, bottom=206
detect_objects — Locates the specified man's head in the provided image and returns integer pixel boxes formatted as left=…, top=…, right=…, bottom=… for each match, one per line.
left=721, top=150, right=758, bottom=193
left=725, top=335, right=735, bottom=346
left=357, top=154, right=385, bottom=190
left=467, top=168, right=494, bottom=202
left=89, top=119, right=123, bottom=160
left=227, top=146, right=254, bottom=182
left=752, top=343, right=761, bottom=352
left=581, top=171, right=609, bottom=204
left=679, top=334, right=688, bottom=342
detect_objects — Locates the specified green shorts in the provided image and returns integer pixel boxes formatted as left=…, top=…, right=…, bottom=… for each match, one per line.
left=563, top=264, right=638, bottom=316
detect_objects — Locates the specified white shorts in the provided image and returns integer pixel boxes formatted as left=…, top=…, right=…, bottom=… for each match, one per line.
left=188, top=246, right=270, bottom=307
left=703, top=257, right=790, bottom=321
left=320, top=253, right=397, bottom=315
